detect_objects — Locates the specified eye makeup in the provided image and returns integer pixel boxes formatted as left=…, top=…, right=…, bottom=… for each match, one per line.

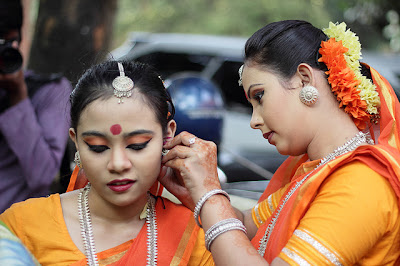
left=126, top=134, right=152, bottom=145
left=82, top=136, right=109, bottom=153
left=83, top=136, right=108, bottom=146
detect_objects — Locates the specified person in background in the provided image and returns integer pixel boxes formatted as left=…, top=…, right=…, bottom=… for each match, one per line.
left=0, top=60, right=213, bottom=265
left=0, top=0, right=72, bottom=212
left=160, top=20, right=400, bottom=265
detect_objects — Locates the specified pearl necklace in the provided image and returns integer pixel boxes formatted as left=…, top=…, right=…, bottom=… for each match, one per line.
left=78, top=183, right=158, bottom=266
left=257, top=131, right=373, bottom=256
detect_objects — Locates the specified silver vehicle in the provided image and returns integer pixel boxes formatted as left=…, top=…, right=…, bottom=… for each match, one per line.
left=112, top=32, right=400, bottom=201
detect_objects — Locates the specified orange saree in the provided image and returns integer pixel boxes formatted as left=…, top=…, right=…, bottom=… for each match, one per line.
left=67, top=171, right=204, bottom=265
left=251, top=65, right=400, bottom=263
left=70, top=198, right=200, bottom=265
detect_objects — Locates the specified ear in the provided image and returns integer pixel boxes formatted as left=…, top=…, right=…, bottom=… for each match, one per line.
left=164, top=120, right=177, bottom=146
left=69, top=128, right=79, bottom=150
left=296, top=63, right=315, bottom=87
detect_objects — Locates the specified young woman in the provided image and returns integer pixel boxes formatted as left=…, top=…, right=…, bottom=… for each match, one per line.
left=160, top=20, right=400, bottom=265
left=0, top=61, right=213, bottom=265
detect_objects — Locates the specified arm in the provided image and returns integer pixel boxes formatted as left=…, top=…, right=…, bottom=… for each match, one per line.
left=0, top=76, right=72, bottom=190
left=161, top=132, right=289, bottom=265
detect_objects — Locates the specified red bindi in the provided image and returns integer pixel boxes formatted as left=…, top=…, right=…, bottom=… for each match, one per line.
left=110, top=124, right=122, bottom=135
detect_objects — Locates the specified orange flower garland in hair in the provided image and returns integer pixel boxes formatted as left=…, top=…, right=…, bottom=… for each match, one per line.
left=318, top=22, right=380, bottom=130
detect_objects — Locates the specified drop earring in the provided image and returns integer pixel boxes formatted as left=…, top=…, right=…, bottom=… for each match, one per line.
left=74, top=151, right=82, bottom=168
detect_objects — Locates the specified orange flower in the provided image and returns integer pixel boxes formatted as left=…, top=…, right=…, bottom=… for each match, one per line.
left=319, top=38, right=370, bottom=130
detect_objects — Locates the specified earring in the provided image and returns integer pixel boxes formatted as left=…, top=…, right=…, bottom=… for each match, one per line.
left=162, top=148, right=169, bottom=156
left=74, top=151, right=82, bottom=168
left=299, top=85, right=319, bottom=106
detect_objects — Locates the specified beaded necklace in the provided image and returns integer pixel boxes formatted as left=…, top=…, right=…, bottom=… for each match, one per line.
left=78, top=184, right=158, bottom=265
left=258, top=131, right=372, bottom=256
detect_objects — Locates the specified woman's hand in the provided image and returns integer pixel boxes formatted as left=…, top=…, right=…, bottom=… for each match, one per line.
left=158, top=165, right=195, bottom=210
left=161, top=132, right=221, bottom=203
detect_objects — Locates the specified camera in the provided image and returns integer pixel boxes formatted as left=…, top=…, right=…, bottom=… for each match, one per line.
left=0, top=42, right=22, bottom=74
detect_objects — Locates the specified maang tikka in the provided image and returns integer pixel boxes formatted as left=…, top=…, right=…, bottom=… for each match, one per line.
left=112, top=62, right=134, bottom=104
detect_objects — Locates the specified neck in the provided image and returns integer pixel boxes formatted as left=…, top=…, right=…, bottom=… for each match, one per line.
left=307, top=124, right=364, bottom=161
left=87, top=188, right=149, bottom=223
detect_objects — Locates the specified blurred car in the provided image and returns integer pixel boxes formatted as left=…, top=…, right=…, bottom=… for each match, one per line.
left=111, top=32, right=400, bottom=201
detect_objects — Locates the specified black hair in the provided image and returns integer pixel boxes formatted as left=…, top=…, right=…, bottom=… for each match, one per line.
left=0, top=0, right=23, bottom=37
left=244, top=20, right=328, bottom=80
left=70, top=60, right=175, bottom=134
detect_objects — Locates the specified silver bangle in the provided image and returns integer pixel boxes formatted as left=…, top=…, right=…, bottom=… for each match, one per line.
left=204, top=218, right=247, bottom=251
left=193, top=189, right=230, bottom=228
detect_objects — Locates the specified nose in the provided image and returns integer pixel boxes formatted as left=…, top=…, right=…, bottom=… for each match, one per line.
left=107, top=147, right=132, bottom=173
left=250, top=108, right=263, bottom=130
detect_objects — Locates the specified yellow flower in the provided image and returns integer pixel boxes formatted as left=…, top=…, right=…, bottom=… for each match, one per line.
left=322, top=22, right=380, bottom=124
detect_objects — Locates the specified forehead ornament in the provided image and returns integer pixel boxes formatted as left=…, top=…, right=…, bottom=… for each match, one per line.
left=112, top=62, right=134, bottom=104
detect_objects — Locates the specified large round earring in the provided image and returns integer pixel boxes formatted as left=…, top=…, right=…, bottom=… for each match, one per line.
left=299, top=85, right=319, bottom=106
left=74, top=151, right=82, bottom=168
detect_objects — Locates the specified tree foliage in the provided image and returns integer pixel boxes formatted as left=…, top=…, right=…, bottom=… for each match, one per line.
left=113, top=0, right=332, bottom=47
left=111, top=0, right=400, bottom=52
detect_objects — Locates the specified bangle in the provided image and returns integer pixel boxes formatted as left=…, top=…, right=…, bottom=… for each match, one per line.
left=193, top=189, right=230, bottom=228
left=204, top=218, right=247, bottom=251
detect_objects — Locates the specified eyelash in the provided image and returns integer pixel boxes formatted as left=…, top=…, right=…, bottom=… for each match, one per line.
left=85, top=139, right=151, bottom=153
left=127, top=140, right=151, bottom=150
left=86, top=144, right=109, bottom=153
left=253, top=91, right=264, bottom=103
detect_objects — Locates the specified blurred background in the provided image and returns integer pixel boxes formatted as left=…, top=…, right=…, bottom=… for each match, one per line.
left=21, top=0, right=400, bottom=84
left=18, top=0, right=400, bottom=202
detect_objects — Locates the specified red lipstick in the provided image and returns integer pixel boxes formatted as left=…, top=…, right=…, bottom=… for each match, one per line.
left=263, top=132, right=274, bottom=144
left=107, top=179, right=135, bottom=192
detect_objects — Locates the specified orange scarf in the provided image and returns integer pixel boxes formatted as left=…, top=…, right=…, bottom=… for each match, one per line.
left=251, top=65, right=400, bottom=262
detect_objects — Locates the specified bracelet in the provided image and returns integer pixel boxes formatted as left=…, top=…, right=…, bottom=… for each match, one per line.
left=193, top=189, right=230, bottom=228
left=204, top=218, right=247, bottom=251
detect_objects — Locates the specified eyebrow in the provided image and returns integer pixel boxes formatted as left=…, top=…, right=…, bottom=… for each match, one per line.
left=246, top=83, right=264, bottom=101
left=124, top=129, right=154, bottom=138
left=81, top=129, right=154, bottom=138
left=82, top=131, right=105, bottom=137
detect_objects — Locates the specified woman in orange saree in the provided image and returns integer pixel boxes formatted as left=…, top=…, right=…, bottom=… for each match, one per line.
left=0, top=61, right=213, bottom=265
left=160, top=20, right=400, bottom=265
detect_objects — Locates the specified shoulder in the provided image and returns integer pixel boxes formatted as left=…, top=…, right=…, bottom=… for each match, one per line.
left=0, top=194, right=61, bottom=232
left=328, top=160, right=387, bottom=186
left=3, top=194, right=60, bottom=214
left=25, top=71, right=71, bottom=91
left=321, top=161, right=398, bottom=214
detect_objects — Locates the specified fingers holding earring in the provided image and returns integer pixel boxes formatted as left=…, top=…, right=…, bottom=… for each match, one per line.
left=188, top=137, right=196, bottom=146
left=162, top=148, right=169, bottom=156
left=163, top=131, right=198, bottom=150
